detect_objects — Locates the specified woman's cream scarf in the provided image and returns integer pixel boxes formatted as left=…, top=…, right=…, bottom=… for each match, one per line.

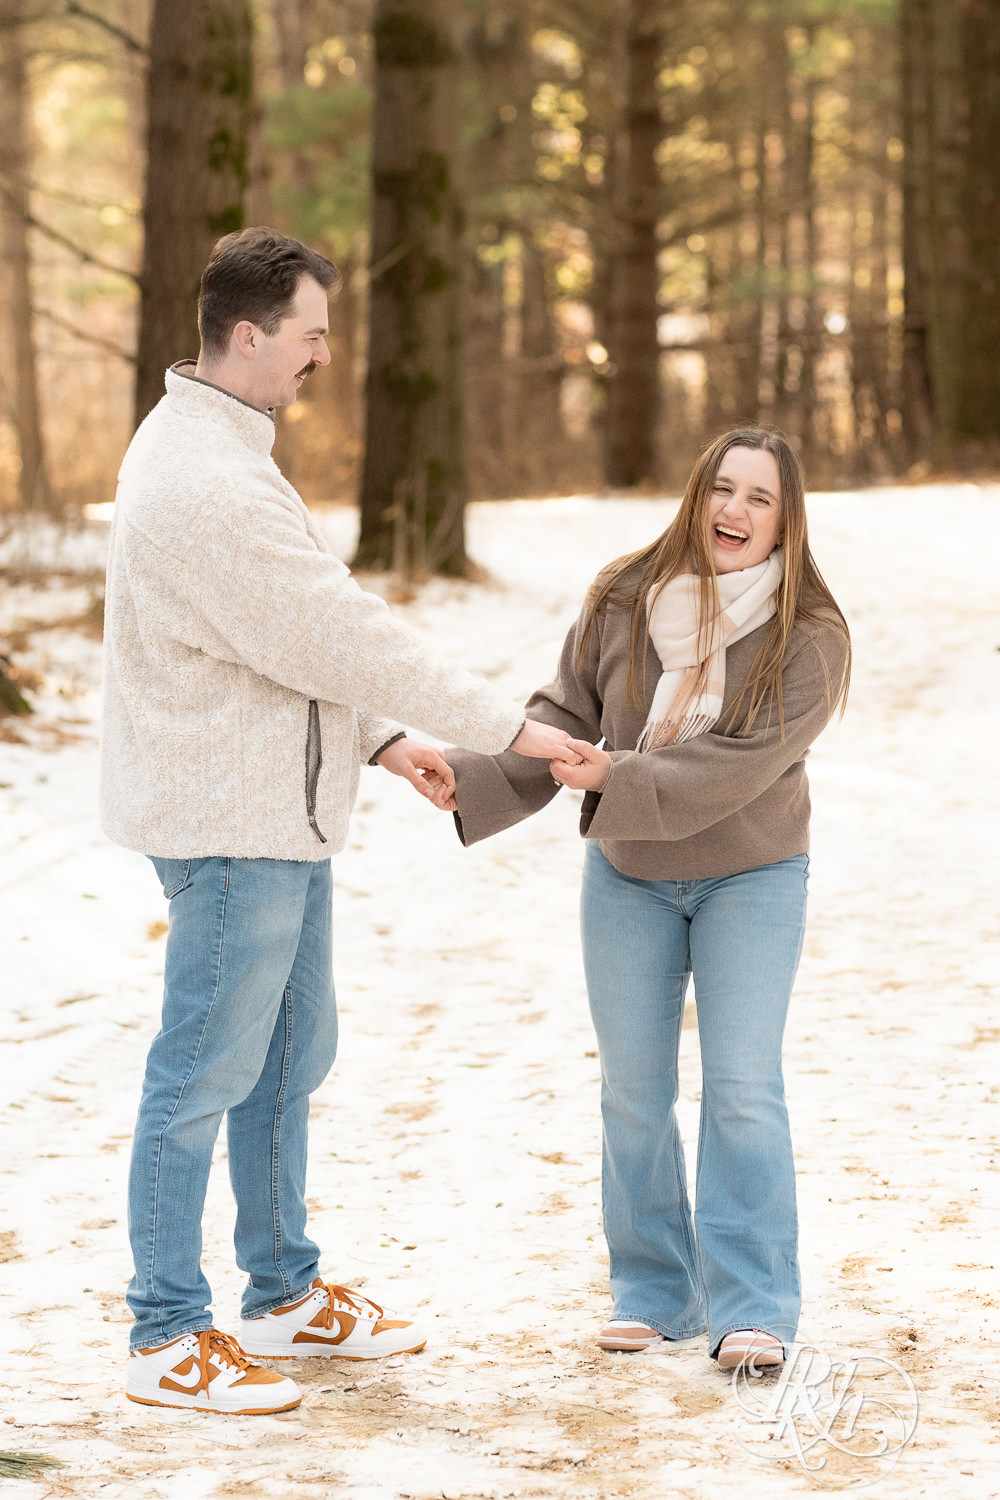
left=637, top=549, right=783, bottom=751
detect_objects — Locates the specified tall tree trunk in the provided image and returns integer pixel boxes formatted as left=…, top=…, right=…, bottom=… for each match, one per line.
left=134, top=0, right=254, bottom=425
left=356, top=0, right=467, bottom=577
left=603, top=0, right=662, bottom=488
left=956, top=0, right=1000, bottom=449
left=899, top=0, right=935, bottom=462
left=797, top=58, right=820, bottom=462
left=269, top=0, right=311, bottom=197
left=461, top=9, right=533, bottom=499
left=756, top=18, right=791, bottom=423
left=0, top=0, right=51, bottom=512
left=517, top=235, right=563, bottom=492
left=922, top=0, right=966, bottom=459
left=465, top=249, right=506, bottom=497
left=271, top=0, right=307, bottom=91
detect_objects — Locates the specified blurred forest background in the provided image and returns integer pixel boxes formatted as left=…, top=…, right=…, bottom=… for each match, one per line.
left=1, top=0, right=998, bottom=573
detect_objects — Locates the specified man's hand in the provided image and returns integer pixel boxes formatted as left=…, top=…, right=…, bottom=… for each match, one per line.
left=512, top=719, right=583, bottom=762
left=550, top=737, right=613, bottom=792
left=375, top=739, right=456, bottom=809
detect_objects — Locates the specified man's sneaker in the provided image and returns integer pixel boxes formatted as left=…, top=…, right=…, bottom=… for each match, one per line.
left=126, top=1328, right=301, bottom=1414
left=239, top=1278, right=427, bottom=1360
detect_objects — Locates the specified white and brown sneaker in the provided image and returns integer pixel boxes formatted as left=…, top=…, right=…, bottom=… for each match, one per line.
left=238, top=1278, right=427, bottom=1361
left=126, top=1328, right=301, bottom=1414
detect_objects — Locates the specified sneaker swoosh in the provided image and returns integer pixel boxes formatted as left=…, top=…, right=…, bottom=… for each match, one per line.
left=293, top=1311, right=357, bottom=1346
left=160, top=1364, right=203, bottom=1390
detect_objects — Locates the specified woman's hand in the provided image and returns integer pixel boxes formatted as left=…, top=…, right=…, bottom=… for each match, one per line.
left=549, top=738, right=613, bottom=793
left=375, top=738, right=456, bottom=810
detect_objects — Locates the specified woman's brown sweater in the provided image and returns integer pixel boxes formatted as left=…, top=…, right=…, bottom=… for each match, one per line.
left=449, top=591, right=849, bottom=880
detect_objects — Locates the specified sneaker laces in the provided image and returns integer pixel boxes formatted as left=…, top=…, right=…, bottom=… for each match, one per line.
left=188, top=1329, right=254, bottom=1395
left=317, top=1283, right=383, bottom=1327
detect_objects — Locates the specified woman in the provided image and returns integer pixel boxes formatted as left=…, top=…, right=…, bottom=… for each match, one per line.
left=440, top=427, right=850, bottom=1371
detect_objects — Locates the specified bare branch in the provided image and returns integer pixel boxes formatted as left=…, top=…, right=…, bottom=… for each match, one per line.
left=64, top=1, right=145, bottom=53
left=27, top=210, right=139, bottom=281
left=0, top=183, right=139, bottom=283
left=34, top=305, right=136, bottom=363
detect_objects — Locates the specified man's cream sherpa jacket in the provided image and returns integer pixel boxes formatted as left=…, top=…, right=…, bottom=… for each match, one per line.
left=99, top=366, right=525, bottom=861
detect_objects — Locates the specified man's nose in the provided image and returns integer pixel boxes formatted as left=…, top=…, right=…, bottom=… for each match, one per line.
left=314, top=339, right=332, bottom=367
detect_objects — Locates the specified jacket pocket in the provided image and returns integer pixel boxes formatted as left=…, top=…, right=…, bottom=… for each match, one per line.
left=151, top=857, right=193, bottom=899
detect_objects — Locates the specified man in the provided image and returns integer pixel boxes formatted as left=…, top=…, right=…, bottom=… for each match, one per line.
left=101, top=227, right=573, bottom=1415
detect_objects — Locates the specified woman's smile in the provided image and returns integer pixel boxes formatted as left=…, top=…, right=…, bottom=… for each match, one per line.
left=713, top=521, right=750, bottom=552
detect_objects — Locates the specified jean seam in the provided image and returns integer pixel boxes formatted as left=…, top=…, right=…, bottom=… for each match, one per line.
left=143, top=858, right=230, bottom=1340
left=268, top=980, right=295, bottom=1299
left=672, top=1104, right=701, bottom=1292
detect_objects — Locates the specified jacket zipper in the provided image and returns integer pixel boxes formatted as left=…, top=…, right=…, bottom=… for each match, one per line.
left=305, top=699, right=328, bottom=844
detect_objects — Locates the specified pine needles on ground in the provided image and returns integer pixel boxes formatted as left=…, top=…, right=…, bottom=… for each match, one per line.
left=0, top=1449, right=66, bottom=1477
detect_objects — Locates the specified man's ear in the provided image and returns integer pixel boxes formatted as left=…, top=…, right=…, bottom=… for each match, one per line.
left=231, top=320, right=257, bottom=360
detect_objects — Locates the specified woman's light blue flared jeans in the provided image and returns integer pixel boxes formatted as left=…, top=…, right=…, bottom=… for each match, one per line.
left=580, top=842, right=809, bottom=1357
left=127, top=856, right=338, bottom=1350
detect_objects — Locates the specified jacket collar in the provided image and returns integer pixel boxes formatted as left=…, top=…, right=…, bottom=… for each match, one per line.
left=164, top=362, right=276, bottom=456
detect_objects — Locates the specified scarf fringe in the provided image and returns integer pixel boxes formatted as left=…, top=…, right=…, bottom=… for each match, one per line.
left=637, top=550, right=783, bottom=754
left=638, top=713, right=716, bottom=753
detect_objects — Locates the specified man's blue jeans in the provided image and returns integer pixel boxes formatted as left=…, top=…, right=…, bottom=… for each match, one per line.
left=580, top=843, right=809, bottom=1356
left=127, top=856, right=338, bottom=1350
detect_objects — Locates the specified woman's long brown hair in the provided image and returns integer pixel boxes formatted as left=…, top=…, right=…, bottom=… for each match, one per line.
left=580, top=426, right=851, bottom=739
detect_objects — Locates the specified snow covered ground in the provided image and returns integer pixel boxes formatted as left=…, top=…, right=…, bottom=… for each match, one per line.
left=0, top=486, right=998, bottom=1499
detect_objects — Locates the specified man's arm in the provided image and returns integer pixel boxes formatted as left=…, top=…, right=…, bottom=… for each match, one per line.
left=129, top=490, right=526, bottom=756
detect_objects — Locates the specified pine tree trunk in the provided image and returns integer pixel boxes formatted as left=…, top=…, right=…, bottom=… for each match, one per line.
left=461, top=10, right=534, bottom=499
left=756, top=18, right=791, bottom=423
left=603, top=0, right=662, bottom=488
left=923, top=0, right=966, bottom=458
left=797, top=64, right=821, bottom=462
left=134, top=0, right=254, bottom=425
left=899, top=0, right=936, bottom=462
left=517, top=235, right=563, bottom=492
left=271, top=0, right=307, bottom=92
left=465, top=250, right=506, bottom=497
left=356, top=0, right=467, bottom=576
left=956, top=0, right=1000, bottom=449
left=0, top=0, right=51, bottom=512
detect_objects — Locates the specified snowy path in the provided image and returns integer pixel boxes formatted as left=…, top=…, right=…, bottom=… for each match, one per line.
left=0, top=488, right=998, bottom=1498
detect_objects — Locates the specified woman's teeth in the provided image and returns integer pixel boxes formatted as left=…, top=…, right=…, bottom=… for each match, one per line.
left=715, top=525, right=748, bottom=543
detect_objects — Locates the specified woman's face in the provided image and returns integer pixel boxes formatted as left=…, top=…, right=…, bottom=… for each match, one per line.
left=706, top=445, right=783, bottom=573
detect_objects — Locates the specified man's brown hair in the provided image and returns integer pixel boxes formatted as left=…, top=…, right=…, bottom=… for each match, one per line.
left=198, top=226, right=340, bottom=357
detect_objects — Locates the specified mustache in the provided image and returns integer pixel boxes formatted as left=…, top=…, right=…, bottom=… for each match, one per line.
left=296, top=362, right=317, bottom=379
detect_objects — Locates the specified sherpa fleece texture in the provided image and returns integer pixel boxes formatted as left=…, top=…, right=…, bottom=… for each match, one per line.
left=99, top=366, right=525, bottom=861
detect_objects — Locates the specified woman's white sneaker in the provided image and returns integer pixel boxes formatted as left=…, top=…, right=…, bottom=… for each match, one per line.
left=238, top=1278, right=427, bottom=1360
left=126, top=1328, right=301, bottom=1413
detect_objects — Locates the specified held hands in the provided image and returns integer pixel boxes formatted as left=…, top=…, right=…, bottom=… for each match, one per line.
left=377, top=721, right=591, bottom=816
left=375, top=739, right=456, bottom=810
left=549, top=737, right=613, bottom=793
